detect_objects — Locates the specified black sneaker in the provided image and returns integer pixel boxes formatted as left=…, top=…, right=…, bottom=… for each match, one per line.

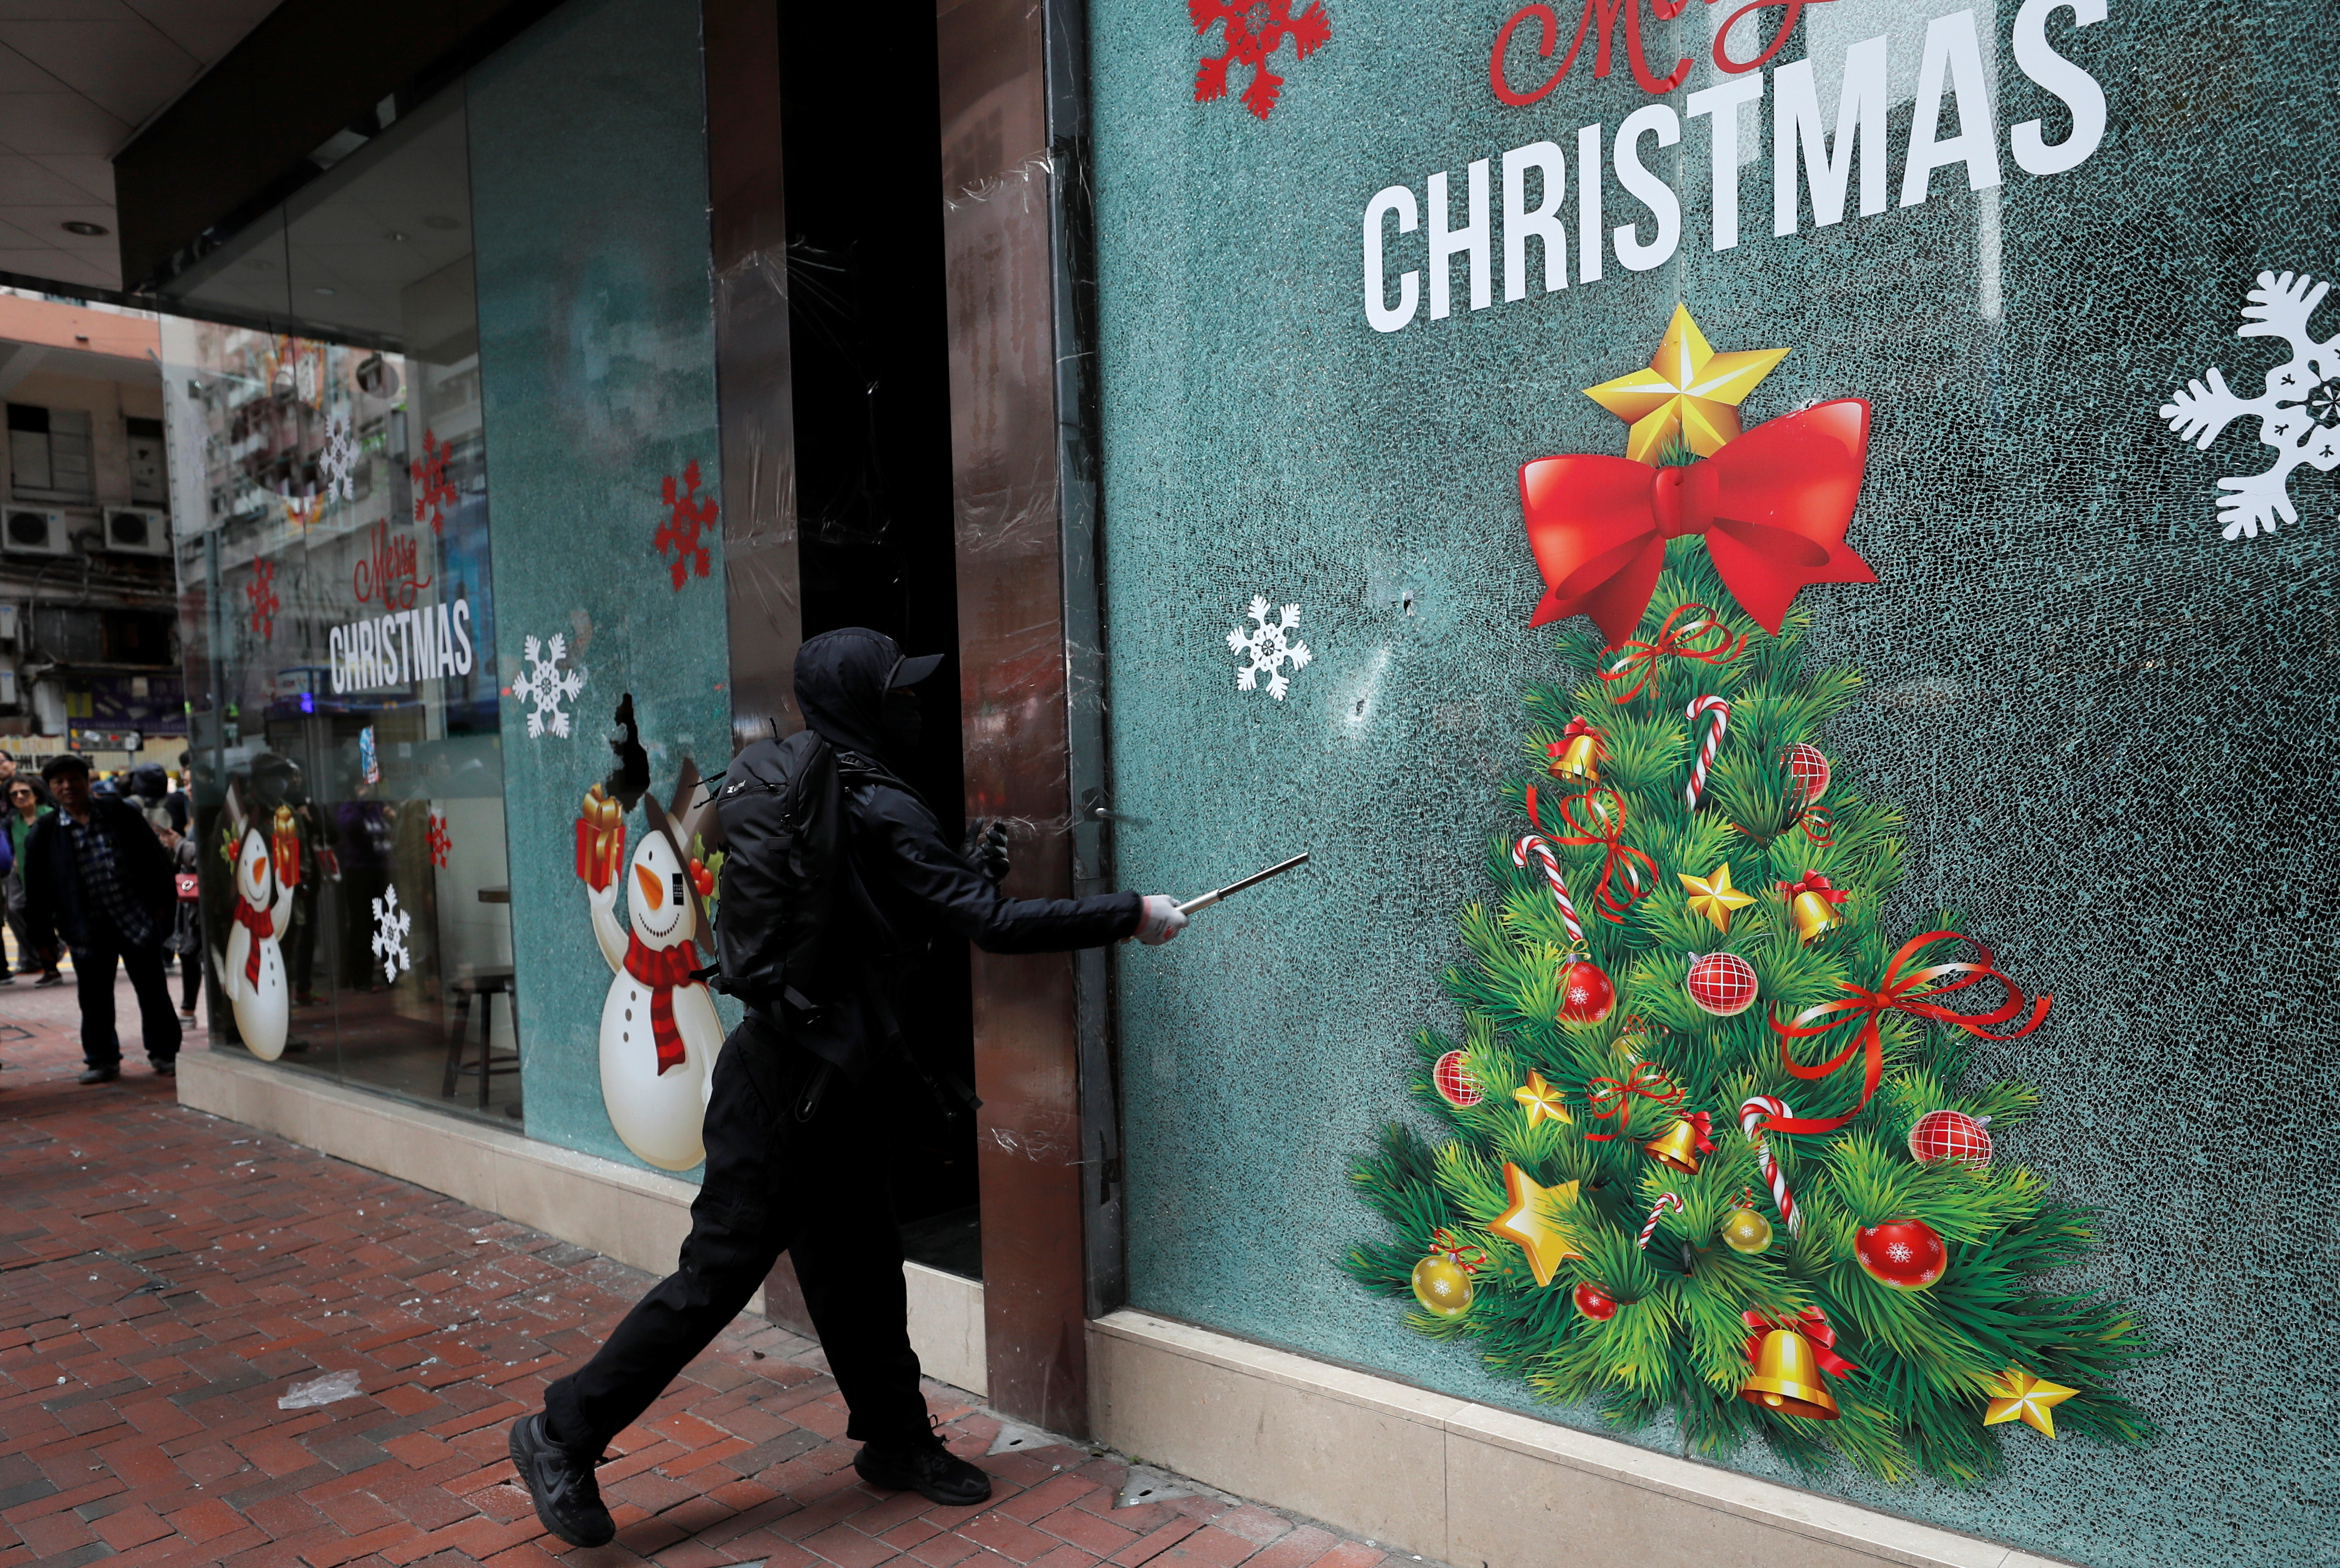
left=854, top=1432, right=992, bottom=1506
left=77, top=1066, right=119, bottom=1085
left=151, top=1058, right=176, bottom=1077
left=507, top=1412, right=615, bottom=1547
left=35, top=970, right=62, bottom=986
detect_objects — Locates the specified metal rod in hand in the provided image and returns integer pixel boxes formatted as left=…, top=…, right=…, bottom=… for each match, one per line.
left=1177, top=853, right=1310, bottom=915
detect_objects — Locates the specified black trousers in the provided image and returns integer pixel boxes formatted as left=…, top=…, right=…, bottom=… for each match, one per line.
left=542, top=1016, right=928, bottom=1459
left=72, top=935, right=182, bottom=1068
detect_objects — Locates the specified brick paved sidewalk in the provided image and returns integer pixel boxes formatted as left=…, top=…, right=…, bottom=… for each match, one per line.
left=0, top=978, right=1401, bottom=1568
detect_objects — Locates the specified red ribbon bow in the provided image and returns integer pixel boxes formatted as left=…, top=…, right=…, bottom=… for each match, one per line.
left=1743, top=1307, right=1860, bottom=1377
left=1677, top=1108, right=1717, bottom=1155
left=1584, top=1061, right=1683, bottom=1141
left=1599, top=602, right=1747, bottom=702
left=1525, top=783, right=1656, bottom=924
left=1428, top=1227, right=1489, bottom=1274
left=1521, top=400, right=1878, bottom=645
left=623, top=932, right=700, bottom=1076
left=234, top=897, right=273, bottom=984
left=1779, top=870, right=1849, bottom=906
left=1765, top=932, right=2050, bottom=1135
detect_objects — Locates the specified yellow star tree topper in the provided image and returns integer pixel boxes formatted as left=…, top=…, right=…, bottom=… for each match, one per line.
left=1512, top=1070, right=1571, bottom=1127
left=1678, top=863, right=1757, bottom=934
left=1983, top=1368, right=2078, bottom=1437
left=1492, top=1163, right=1583, bottom=1287
left=1584, top=305, right=1791, bottom=463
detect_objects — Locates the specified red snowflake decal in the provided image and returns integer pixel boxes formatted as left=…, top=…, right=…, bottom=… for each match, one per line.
left=657, top=460, right=719, bottom=589
left=247, top=558, right=279, bottom=642
left=1192, top=0, right=1330, bottom=121
left=411, top=429, right=456, bottom=535
left=427, top=810, right=451, bottom=868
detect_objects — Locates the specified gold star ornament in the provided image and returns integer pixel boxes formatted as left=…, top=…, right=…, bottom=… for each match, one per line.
left=1678, top=863, right=1758, bottom=934
left=1492, top=1163, right=1584, bottom=1288
left=1983, top=1368, right=2077, bottom=1438
left=1584, top=305, right=1791, bottom=463
left=1512, top=1069, right=1572, bottom=1128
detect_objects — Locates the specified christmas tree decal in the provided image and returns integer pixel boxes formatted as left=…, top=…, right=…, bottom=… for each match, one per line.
left=1346, top=309, right=2150, bottom=1484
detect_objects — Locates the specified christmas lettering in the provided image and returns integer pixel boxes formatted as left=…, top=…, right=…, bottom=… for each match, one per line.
left=350, top=520, right=433, bottom=610
left=327, top=596, right=474, bottom=695
left=1365, top=0, right=2106, bottom=333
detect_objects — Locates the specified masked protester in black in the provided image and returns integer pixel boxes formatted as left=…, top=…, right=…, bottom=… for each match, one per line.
left=512, top=628, right=1190, bottom=1548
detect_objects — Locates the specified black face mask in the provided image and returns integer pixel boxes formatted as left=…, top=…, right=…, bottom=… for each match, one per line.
left=881, top=691, right=922, bottom=761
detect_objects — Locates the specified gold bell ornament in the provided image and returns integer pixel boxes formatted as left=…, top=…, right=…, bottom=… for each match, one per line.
left=1409, top=1229, right=1486, bottom=1320
left=1738, top=1309, right=1855, bottom=1421
left=1545, top=717, right=1604, bottom=783
left=1778, top=870, right=1849, bottom=944
left=1643, top=1111, right=1715, bottom=1175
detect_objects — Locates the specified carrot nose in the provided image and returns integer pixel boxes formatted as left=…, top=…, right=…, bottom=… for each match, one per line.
left=634, top=862, right=664, bottom=910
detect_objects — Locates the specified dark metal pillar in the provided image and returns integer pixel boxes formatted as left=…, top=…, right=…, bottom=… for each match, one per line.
left=937, top=0, right=1115, bottom=1435
left=704, top=0, right=801, bottom=737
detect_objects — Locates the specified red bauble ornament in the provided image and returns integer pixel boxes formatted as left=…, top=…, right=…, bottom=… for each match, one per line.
left=1854, top=1218, right=1947, bottom=1291
left=1572, top=1282, right=1618, bottom=1321
left=1908, top=1109, right=1993, bottom=1169
left=1432, top=1049, right=1485, bottom=1109
left=1556, top=958, right=1616, bottom=1024
left=1784, top=743, right=1831, bottom=805
left=1684, top=951, right=1758, bottom=1017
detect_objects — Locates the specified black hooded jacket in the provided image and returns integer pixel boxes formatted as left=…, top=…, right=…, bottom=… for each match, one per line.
left=786, top=628, right=1140, bottom=1073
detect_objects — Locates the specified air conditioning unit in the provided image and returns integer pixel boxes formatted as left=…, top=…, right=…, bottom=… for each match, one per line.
left=102, top=507, right=170, bottom=556
left=1, top=509, right=68, bottom=555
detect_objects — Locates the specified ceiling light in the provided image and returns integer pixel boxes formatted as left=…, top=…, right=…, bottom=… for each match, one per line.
left=313, top=286, right=336, bottom=296
left=62, top=220, right=107, bottom=237
left=386, top=231, right=409, bottom=242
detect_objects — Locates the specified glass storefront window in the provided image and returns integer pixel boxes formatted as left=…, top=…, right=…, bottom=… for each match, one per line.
left=160, top=85, right=517, bottom=1126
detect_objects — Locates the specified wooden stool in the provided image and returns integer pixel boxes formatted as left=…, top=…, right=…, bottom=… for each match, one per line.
left=442, top=967, right=520, bottom=1108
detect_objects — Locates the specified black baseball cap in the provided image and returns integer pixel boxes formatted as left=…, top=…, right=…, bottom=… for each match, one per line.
left=890, top=653, right=945, bottom=688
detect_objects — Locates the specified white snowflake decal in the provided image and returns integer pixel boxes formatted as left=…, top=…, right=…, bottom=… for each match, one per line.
left=517, top=632, right=585, bottom=739
left=2160, top=269, right=2340, bottom=539
left=1227, top=595, right=1311, bottom=701
left=319, top=411, right=356, bottom=504
left=370, top=885, right=412, bottom=983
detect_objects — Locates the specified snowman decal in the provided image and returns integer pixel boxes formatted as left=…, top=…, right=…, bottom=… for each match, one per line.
left=217, top=784, right=297, bottom=1061
left=576, top=765, right=721, bottom=1171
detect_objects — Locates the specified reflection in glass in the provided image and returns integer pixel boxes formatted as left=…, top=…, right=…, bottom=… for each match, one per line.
left=160, top=83, right=518, bottom=1127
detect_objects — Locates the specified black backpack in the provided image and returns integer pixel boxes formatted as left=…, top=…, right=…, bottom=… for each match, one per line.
left=709, top=730, right=845, bottom=1009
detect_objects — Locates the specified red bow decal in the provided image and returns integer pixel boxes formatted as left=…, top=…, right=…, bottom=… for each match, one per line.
left=1743, top=1307, right=1860, bottom=1378
left=1525, top=783, right=1655, bottom=925
left=1599, top=602, right=1746, bottom=702
left=1521, top=400, right=1877, bottom=645
left=1780, top=870, right=1848, bottom=906
left=1677, top=1108, right=1717, bottom=1155
left=1765, top=932, right=2050, bottom=1135
left=1584, top=1060, right=1682, bottom=1142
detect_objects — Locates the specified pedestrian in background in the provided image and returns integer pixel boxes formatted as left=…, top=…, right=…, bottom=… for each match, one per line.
left=164, top=824, right=204, bottom=1022
left=22, top=755, right=180, bottom=1083
left=4, top=775, right=62, bottom=986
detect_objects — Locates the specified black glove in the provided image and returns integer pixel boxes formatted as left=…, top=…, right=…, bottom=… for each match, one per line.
left=962, top=818, right=1011, bottom=884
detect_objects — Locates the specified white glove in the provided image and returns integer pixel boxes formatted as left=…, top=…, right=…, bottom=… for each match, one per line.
left=1135, top=895, right=1189, bottom=945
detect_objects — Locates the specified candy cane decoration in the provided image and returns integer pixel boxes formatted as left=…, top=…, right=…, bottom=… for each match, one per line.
left=1637, top=1191, right=1684, bottom=1251
left=1739, top=1095, right=1802, bottom=1236
left=1684, top=695, right=1731, bottom=810
left=1512, top=835, right=1585, bottom=949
